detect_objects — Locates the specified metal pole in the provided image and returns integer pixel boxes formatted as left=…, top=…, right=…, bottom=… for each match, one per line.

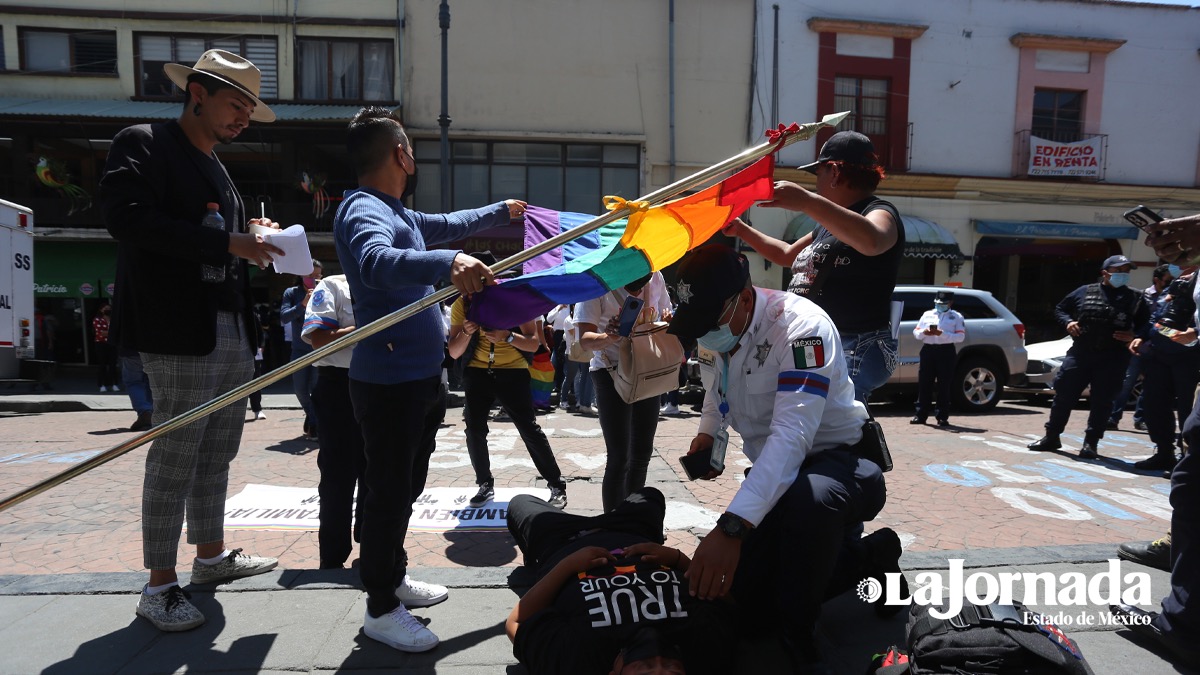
left=438, top=0, right=451, bottom=212
left=0, top=112, right=847, bottom=514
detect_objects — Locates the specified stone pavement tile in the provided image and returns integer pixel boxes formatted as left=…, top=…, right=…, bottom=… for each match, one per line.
left=0, top=594, right=157, bottom=675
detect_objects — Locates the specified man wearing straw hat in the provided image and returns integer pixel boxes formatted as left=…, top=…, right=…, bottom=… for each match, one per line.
left=102, top=49, right=285, bottom=632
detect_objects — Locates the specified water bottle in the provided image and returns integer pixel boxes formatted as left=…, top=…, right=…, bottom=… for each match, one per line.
left=200, top=202, right=226, bottom=283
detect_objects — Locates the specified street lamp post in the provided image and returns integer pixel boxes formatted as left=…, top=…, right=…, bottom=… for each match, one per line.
left=438, top=0, right=451, bottom=213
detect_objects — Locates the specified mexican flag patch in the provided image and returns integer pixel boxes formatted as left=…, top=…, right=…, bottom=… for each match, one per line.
left=791, top=337, right=825, bottom=369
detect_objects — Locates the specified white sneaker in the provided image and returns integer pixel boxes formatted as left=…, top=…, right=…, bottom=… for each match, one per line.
left=190, top=548, right=278, bottom=584
left=113, top=384, right=121, bottom=392
left=363, top=605, right=439, bottom=652
left=395, top=574, right=449, bottom=608
left=256, top=411, right=267, bottom=420
left=661, top=403, right=680, bottom=415
left=99, top=386, right=107, bottom=393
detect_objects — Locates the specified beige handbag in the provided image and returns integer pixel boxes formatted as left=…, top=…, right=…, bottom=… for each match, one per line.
left=564, top=316, right=592, bottom=363
left=611, top=321, right=684, bottom=404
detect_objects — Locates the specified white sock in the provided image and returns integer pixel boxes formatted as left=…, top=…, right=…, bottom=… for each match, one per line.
left=196, top=550, right=231, bottom=566
left=145, top=581, right=179, bottom=596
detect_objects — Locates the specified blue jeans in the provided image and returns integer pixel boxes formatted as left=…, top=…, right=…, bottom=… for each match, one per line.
left=120, top=353, right=153, bottom=413
left=1109, top=352, right=1145, bottom=424
left=560, top=360, right=594, bottom=408
left=841, top=327, right=898, bottom=404
left=290, top=342, right=319, bottom=430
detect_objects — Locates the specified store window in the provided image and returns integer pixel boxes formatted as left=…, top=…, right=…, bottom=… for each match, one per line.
left=411, top=140, right=639, bottom=214
left=296, top=38, right=393, bottom=102
left=136, top=34, right=277, bottom=98
left=21, top=28, right=117, bottom=75
left=1031, top=88, right=1084, bottom=141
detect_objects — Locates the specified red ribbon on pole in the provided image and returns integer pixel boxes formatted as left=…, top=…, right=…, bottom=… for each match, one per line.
left=764, top=122, right=802, bottom=145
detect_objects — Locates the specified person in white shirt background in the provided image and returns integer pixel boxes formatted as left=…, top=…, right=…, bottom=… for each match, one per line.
left=910, top=290, right=966, bottom=427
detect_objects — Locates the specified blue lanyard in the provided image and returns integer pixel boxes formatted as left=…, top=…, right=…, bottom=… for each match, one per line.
left=717, top=354, right=730, bottom=422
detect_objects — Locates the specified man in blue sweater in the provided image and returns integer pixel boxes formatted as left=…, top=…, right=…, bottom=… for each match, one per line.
left=334, top=106, right=527, bottom=653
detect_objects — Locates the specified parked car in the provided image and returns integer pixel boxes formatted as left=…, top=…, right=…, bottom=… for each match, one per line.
left=1006, top=335, right=1141, bottom=401
left=879, top=286, right=1029, bottom=411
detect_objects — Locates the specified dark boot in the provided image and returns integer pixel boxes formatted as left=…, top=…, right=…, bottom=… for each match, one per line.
left=1078, top=442, right=1099, bottom=459
left=862, top=527, right=910, bottom=618
left=1027, top=434, right=1061, bottom=452
left=1134, top=451, right=1178, bottom=472
left=1118, top=534, right=1172, bottom=572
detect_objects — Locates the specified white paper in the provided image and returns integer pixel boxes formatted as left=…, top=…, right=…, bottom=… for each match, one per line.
left=251, top=224, right=313, bottom=275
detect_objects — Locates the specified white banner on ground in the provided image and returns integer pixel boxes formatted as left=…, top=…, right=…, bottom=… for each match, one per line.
left=219, top=484, right=549, bottom=532
left=1028, top=136, right=1102, bottom=178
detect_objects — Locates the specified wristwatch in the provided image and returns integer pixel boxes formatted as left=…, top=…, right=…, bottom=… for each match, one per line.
left=717, top=512, right=750, bottom=540
left=505, top=331, right=516, bottom=344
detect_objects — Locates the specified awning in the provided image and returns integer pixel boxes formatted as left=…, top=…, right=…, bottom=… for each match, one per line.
left=0, top=97, right=366, bottom=122
left=976, top=220, right=1140, bottom=240
left=782, top=213, right=966, bottom=260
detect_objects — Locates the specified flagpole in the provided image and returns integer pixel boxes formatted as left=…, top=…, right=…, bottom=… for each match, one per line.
left=0, top=112, right=847, bottom=514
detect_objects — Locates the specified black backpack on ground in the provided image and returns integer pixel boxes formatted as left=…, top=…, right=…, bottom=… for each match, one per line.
left=874, top=598, right=1095, bottom=675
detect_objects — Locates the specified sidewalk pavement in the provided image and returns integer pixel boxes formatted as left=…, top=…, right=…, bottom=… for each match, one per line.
left=0, top=374, right=1189, bottom=673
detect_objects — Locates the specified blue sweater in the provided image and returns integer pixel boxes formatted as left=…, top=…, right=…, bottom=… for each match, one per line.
left=334, top=187, right=509, bottom=384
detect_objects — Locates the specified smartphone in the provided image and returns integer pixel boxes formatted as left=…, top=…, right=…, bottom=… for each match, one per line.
left=617, top=295, right=645, bottom=337
left=680, top=446, right=715, bottom=481
left=1123, top=205, right=1164, bottom=234
left=303, top=277, right=316, bottom=291
left=1158, top=325, right=1182, bottom=339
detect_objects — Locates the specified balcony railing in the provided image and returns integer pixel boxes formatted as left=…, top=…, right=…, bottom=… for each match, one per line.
left=1013, top=129, right=1107, bottom=182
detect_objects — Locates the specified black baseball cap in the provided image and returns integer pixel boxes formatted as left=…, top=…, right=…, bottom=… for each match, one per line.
left=667, top=244, right=750, bottom=339
left=1101, top=254, right=1136, bottom=271
left=798, top=130, right=879, bottom=174
left=934, top=290, right=955, bottom=304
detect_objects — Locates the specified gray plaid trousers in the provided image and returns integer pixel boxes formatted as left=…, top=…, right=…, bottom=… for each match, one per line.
left=140, top=312, right=252, bottom=569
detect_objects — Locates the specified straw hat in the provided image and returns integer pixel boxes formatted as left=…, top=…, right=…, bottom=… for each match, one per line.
left=164, top=49, right=275, bottom=122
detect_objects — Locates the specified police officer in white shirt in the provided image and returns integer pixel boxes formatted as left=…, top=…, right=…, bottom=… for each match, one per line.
left=666, top=245, right=897, bottom=672
left=910, top=290, right=966, bottom=427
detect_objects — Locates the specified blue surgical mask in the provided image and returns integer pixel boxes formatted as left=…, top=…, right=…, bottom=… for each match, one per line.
left=935, top=303, right=949, bottom=314
left=1168, top=265, right=1182, bottom=278
left=697, top=294, right=742, bottom=353
left=1108, top=272, right=1130, bottom=288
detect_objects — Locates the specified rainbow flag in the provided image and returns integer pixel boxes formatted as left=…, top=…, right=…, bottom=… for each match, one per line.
left=467, top=155, right=775, bottom=328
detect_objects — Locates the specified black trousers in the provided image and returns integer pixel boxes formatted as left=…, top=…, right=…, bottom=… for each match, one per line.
left=349, top=375, right=445, bottom=618
left=1046, top=348, right=1129, bottom=444
left=731, top=450, right=886, bottom=640
left=507, top=486, right=665, bottom=574
left=1141, top=339, right=1200, bottom=455
left=915, top=343, right=956, bottom=420
left=462, top=367, right=564, bottom=488
left=593, top=368, right=661, bottom=511
left=313, top=366, right=366, bottom=568
left=1158, top=393, right=1200, bottom=638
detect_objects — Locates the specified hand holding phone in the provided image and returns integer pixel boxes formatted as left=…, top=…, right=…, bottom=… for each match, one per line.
left=617, top=296, right=645, bottom=337
left=1123, top=205, right=1164, bottom=234
left=679, top=430, right=727, bottom=480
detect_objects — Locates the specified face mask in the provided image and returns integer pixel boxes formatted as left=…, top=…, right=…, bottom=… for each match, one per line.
left=624, top=274, right=652, bottom=294
left=935, top=304, right=949, bottom=314
left=697, top=294, right=741, bottom=353
left=1107, top=272, right=1130, bottom=288
left=1168, top=265, right=1182, bottom=278
left=401, top=163, right=419, bottom=201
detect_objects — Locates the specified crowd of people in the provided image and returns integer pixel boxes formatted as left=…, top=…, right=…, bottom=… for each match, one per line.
left=92, top=48, right=1198, bottom=673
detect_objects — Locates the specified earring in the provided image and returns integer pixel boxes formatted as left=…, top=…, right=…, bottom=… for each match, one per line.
left=193, top=103, right=201, bottom=116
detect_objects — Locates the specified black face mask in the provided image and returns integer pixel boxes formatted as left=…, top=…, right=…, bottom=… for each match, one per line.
left=624, top=273, right=652, bottom=294
left=401, top=163, right=419, bottom=201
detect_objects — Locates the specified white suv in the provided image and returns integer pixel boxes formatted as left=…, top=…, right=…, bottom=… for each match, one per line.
left=879, top=286, right=1029, bottom=412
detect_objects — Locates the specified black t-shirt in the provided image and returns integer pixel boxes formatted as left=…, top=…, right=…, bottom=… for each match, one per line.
left=513, top=531, right=736, bottom=675
left=786, top=196, right=905, bottom=333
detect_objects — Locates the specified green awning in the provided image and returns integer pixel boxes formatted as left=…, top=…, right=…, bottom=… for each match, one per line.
left=783, top=213, right=967, bottom=260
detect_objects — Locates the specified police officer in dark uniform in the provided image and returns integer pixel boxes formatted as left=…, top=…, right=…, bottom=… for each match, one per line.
left=1029, top=255, right=1150, bottom=459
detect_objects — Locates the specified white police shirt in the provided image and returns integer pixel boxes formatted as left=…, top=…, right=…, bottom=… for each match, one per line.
left=912, top=308, right=966, bottom=345
left=302, top=274, right=355, bottom=369
left=696, top=287, right=868, bottom=526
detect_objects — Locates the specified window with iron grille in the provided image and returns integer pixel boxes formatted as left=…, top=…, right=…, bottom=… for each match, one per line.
left=136, top=34, right=277, bottom=99
left=296, top=38, right=393, bottom=102
left=834, top=76, right=889, bottom=136
left=1032, top=88, right=1084, bottom=142
left=21, top=28, right=117, bottom=75
left=411, top=141, right=640, bottom=213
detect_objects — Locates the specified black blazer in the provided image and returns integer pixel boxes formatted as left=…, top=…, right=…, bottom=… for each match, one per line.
left=101, top=120, right=257, bottom=356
